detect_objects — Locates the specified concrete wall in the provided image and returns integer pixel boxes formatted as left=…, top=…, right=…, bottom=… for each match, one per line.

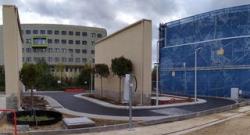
left=95, top=19, right=152, bottom=105
left=3, top=5, right=23, bottom=109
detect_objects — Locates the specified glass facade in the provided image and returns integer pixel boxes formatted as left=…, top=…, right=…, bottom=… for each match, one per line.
left=159, top=4, right=250, bottom=97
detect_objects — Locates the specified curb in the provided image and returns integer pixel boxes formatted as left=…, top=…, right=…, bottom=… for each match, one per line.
left=74, top=93, right=207, bottom=110
left=20, top=97, right=245, bottom=135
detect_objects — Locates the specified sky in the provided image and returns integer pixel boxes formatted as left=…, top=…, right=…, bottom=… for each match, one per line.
left=1, top=0, right=250, bottom=63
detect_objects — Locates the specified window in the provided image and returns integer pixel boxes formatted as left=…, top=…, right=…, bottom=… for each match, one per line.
left=61, top=31, right=67, bottom=35
left=91, top=41, right=95, bottom=45
left=40, top=30, right=46, bottom=34
left=26, top=39, right=32, bottom=44
left=54, top=57, right=60, bottom=62
left=26, top=57, right=32, bottom=62
left=74, top=67, right=78, bottom=72
left=48, top=57, right=53, bottom=62
left=75, top=31, right=80, bottom=36
left=54, top=48, right=60, bottom=53
left=75, top=58, right=80, bottom=63
left=62, top=57, right=67, bottom=62
left=91, top=50, right=95, bottom=54
left=69, top=31, right=74, bottom=35
left=32, top=37, right=47, bottom=48
left=26, top=48, right=32, bottom=53
left=75, top=49, right=80, bottom=53
left=82, top=32, right=88, bottom=36
left=82, top=49, right=87, bottom=54
left=68, top=58, right=73, bottom=62
left=97, top=33, right=103, bottom=38
left=48, top=48, right=53, bottom=53
left=82, top=58, right=87, bottom=63
left=22, top=48, right=25, bottom=53
left=47, top=30, right=52, bottom=34
left=61, top=39, right=67, bottom=44
left=54, top=30, right=59, bottom=35
left=54, top=39, right=60, bottom=44
left=48, top=39, right=52, bottom=44
left=25, top=30, right=31, bottom=34
left=91, top=33, right=96, bottom=38
left=82, top=41, right=87, bottom=45
left=33, top=30, right=38, bottom=34
left=68, top=49, right=73, bottom=53
left=61, top=48, right=67, bottom=53
left=75, top=40, right=80, bottom=45
left=92, top=58, right=95, bottom=63
left=68, top=40, right=73, bottom=44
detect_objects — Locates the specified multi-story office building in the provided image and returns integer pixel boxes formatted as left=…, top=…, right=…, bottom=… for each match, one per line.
left=159, top=4, right=250, bottom=98
left=0, top=24, right=107, bottom=78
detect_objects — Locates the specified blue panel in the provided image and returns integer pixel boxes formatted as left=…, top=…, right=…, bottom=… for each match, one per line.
left=159, top=4, right=250, bottom=98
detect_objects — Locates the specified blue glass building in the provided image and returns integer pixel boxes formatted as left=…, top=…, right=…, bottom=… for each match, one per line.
left=159, top=4, right=250, bottom=97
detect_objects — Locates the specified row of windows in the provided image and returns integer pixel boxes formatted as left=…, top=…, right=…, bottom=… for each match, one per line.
left=51, top=66, right=81, bottom=73
left=23, top=48, right=95, bottom=54
left=23, top=57, right=93, bottom=63
left=26, top=39, right=95, bottom=45
left=23, top=29, right=103, bottom=38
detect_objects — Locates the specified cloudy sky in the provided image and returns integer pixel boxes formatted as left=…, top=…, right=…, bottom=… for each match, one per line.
left=1, top=0, right=250, bottom=62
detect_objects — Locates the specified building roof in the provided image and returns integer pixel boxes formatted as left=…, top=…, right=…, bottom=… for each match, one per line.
left=96, top=19, right=151, bottom=44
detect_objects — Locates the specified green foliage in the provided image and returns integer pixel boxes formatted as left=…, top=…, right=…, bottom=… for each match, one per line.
left=111, top=56, right=133, bottom=78
left=20, top=62, right=58, bottom=90
left=20, top=64, right=39, bottom=89
left=111, top=56, right=133, bottom=101
left=35, top=61, right=57, bottom=90
left=0, top=66, right=5, bottom=91
left=77, top=64, right=93, bottom=89
left=95, top=64, right=110, bottom=78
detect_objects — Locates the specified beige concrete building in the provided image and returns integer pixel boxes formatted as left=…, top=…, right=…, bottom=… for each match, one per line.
left=95, top=19, right=152, bottom=105
left=1, top=5, right=23, bottom=109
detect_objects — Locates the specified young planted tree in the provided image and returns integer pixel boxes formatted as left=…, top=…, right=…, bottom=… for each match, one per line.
left=19, top=64, right=39, bottom=123
left=20, top=64, right=39, bottom=108
left=111, top=56, right=133, bottom=102
left=77, top=64, right=93, bottom=89
left=95, top=64, right=110, bottom=97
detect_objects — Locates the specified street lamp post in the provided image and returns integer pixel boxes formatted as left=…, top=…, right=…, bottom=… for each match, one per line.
left=194, top=47, right=202, bottom=102
left=155, top=38, right=164, bottom=106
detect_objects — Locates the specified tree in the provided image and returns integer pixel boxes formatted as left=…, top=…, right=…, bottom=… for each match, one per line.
left=35, top=60, right=57, bottom=90
left=111, top=56, right=133, bottom=102
left=20, top=64, right=39, bottom=91
left=19, top=63, right=39, bottom=123
left=77, top=64, right=93, bottom=89
left=95, top=64, right=110, bottom=97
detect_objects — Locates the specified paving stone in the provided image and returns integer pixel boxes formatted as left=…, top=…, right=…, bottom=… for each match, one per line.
left=63, top=117, right=95, bottom=129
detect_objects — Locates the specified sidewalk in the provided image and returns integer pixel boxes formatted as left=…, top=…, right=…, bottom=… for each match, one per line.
left=69, top=106, right=250, bottom=135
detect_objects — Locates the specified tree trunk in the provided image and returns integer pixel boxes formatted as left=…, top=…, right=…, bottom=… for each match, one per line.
left=119, top=77, right=121, bottom=103
left=100, top=77, right=103, bottom=97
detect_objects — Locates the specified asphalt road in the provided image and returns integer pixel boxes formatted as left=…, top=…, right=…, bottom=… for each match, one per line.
left=38, top=92, right=235, bottom=117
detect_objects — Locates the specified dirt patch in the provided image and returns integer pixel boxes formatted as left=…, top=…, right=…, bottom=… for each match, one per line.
left=185, top=114, right=250, bottom=135
left=22, top=96, right=49, bottom=110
